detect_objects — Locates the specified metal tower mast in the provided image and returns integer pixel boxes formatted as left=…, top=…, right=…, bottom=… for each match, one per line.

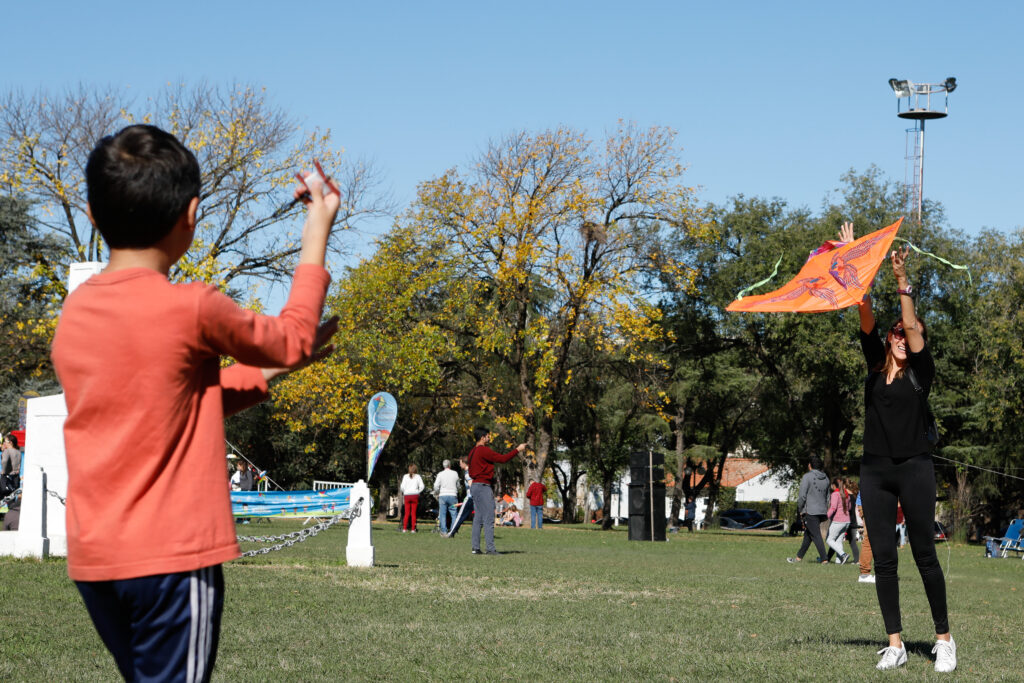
left=888, top=77, right=957, bottom=223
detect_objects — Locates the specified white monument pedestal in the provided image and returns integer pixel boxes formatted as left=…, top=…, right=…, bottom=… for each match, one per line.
left=0, top=393, right=69, bottom=558
left=345, top=479, right=374, bottom=567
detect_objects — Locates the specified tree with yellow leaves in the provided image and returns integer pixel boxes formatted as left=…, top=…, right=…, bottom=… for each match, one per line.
left=0, top=83, right=389, bottom=289
left=348, top=122, right=708, bottom=487
left=271, top=224, right=475, bottom=514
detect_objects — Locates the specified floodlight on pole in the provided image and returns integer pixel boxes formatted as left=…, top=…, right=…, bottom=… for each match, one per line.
left=887, top=76, right=957, bottom=223
left=888, top=78, right=913, bottom=98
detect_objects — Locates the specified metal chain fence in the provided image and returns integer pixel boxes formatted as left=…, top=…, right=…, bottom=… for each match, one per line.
left=236, top=495, right=365, bottom=558
left=1, top=487, right=65, bottom=508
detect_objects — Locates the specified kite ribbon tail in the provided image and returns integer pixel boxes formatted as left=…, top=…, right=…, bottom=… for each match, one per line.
left=893, top=238, right=973, bottom=285
left=735, top=254, right=783, bottom=300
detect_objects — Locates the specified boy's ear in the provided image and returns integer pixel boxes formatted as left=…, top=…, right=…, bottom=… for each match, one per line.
left=185, top=196, right=199, bottom=232
left=85, top=203, right=97, bottom=227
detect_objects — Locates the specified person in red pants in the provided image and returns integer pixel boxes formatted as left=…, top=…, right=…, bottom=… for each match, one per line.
left=399, top=464, right=424, bottom=532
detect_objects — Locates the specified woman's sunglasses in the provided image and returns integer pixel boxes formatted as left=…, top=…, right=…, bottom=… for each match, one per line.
left=888, top=325, right=906, bottom=339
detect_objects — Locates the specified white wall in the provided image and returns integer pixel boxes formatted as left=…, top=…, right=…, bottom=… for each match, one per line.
left=735, top=468, right=791, bottom=504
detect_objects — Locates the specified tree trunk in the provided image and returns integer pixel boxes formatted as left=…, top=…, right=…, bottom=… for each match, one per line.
left=522, top=426, right=552, bottom=503
left=376, top=478, right=392, bottom=522
left=551, top=459, right=581, bottom=524
left=702, top=455, right=727, bottom=522
left=951, top=468, right=972, bottom=543
left=600, top=470, right=615, bottom=530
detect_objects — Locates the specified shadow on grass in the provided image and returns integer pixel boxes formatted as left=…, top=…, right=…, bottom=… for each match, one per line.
left=787, top=631, right=937, bottom=661
left=471, top=550, right=526, bottom=555
left=834, top=638, right=937, bottom=660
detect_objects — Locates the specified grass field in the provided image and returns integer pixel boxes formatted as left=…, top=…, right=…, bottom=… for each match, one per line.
left=1, top=521, right=1021, bottom=681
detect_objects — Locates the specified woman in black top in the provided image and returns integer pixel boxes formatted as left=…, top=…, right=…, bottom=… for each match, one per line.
left=842, top=221, right=956, bottom=673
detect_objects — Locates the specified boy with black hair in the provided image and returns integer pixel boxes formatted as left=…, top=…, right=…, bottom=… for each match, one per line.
left=466, top=427, right=525, bottom=555
left=51, top=124, right=340, bottom=682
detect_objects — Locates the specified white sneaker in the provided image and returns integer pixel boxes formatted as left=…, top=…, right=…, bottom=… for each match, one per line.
left=858, top=574, right=876, bottom=583
left=876, top=644, right=907, bottom=670
left=932, top=636, right=957, bottom=673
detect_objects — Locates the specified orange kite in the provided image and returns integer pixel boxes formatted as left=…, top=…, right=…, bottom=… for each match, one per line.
left=727, top=219, right=903, bottom=313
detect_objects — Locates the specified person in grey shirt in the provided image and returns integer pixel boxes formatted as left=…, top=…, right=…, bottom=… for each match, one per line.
left=433, top=459, right=461, bottom=535
left=787, top=455, right=830, bottom=564
left=2, top=433, right=22, bottom=491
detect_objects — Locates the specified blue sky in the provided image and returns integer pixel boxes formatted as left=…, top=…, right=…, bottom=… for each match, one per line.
left=4, top=1, right=1021, bottom=245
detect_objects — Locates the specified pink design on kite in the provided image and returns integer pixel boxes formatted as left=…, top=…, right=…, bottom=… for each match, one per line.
left=760, top=277, right=840, bottom=308
left=828, top=232, right=886, bottom=290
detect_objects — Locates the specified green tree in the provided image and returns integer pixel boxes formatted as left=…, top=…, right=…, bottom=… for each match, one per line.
left=0, top=195, right=66, bottom=427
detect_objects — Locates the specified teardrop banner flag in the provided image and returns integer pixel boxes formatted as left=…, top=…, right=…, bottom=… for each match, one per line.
left=367, top=392, right=397, bottom=481
left=727, top=219, right=902, bottom=313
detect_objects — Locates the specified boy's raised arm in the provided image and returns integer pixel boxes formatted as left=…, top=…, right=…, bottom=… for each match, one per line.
left=297, top=172, right=341, bottom=267
left=199, top=169, right=341, bottom=368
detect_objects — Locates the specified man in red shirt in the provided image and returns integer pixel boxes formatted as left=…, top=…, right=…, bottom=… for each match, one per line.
left=467, top=427, right=525, bottom=554
left=526, top=478, right=546, bottom=529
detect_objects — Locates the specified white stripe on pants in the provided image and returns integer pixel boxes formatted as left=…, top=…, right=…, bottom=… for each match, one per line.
left=188, top=567, right=216, bottom=683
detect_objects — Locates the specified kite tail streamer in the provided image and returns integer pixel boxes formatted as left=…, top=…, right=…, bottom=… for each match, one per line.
left=735, top=255, right=783, bottom=300
left=893, top=238, right=972, bottom=285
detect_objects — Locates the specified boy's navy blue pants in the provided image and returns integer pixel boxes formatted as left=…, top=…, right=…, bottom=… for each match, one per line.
left=76, top=565, right=224, bottom=683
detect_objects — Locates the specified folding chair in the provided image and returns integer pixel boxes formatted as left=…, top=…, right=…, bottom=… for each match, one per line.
left=984, top=519, right=1024, bottom=559
left=1003, top=524, right=1024, bottom=560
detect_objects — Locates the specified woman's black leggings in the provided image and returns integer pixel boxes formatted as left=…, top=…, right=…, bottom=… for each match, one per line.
left=860, top=453, right=948, bottom=635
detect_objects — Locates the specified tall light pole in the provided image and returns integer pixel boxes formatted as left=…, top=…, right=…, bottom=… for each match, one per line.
left=888, top=77, right=957, bottom=223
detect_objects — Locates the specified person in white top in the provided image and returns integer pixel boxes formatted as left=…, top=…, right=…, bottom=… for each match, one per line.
left=399, top=464, right=425, bottom=533
left=433, top=460, right=461, bottom=535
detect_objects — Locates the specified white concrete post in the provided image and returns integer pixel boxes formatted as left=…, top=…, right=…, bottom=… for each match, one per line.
left=345, top=479, right=374, bottom=567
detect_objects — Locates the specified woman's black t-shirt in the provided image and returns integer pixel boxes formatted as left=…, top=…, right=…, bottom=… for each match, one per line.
left=859, top=324, right=935, bottom=458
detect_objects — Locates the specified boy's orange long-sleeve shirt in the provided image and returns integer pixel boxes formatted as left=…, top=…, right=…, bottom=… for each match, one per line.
left=51, top=265, right=330, bottom=581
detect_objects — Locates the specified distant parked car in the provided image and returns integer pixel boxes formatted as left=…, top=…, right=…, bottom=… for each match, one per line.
left=747, top=518, right=785, bottom=531
left=934, top=521, right=949, bottom=542
left=718, top=508, right=764, bottom=528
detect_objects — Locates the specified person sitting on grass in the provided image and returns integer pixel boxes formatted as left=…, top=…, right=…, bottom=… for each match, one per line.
left=502, top=504, right=522, bottom=527
left=51, top=124, right=340, bottom=682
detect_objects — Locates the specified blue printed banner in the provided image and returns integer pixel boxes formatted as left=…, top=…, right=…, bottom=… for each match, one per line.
left=231, top=487, right=351, bottom=518
left=367, top=392, right=397, bottom=480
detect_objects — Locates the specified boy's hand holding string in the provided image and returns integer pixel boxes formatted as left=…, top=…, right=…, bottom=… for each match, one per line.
left=263, top=167, right=341, bottom=381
